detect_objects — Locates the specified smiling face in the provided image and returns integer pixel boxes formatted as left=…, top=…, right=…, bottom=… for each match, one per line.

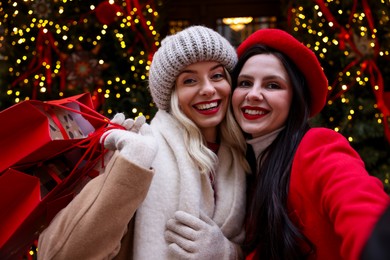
left=175, top=61, right=231, bottom=141
left=232, top=54, right=293, bottom=138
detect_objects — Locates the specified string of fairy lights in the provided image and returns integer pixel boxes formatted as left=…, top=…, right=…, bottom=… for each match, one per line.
left=0, top=0, right=389, bottom=258
left=288, top=1, right=390, bottom=146
left=0, top=0, right=160, bottom=120
left=287, top=0, right=390, bottom=189
left=1, top=1, right=161, bottom=257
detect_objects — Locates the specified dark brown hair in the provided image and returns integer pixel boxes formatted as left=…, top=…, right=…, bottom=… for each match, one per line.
left=232, top=44, right=315, bottom=260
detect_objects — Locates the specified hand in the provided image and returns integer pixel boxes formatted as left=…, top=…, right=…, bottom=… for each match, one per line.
left=165, top=211, right=236, bottom=259
left=100, top=114, right=146, bottom=146
left=102, top=123, right=157, bottom=169
left=110, top=113, right=146, bottom=132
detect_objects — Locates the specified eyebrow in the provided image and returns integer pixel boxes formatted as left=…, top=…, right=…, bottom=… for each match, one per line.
left=180, top=64, right=224, bottom=74
left=238, top=74, right=288, bottom=83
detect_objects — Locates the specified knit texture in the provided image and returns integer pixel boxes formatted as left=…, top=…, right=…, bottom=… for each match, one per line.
left=149, top=26, right=237, bottom=111
left=133, top=110, right=246, bottom=259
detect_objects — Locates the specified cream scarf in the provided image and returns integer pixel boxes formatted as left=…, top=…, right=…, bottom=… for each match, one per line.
left=132, top=110, right=246, bottom=259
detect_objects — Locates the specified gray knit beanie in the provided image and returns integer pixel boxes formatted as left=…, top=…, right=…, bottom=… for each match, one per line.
left=148, top=25, right=237, bottom=111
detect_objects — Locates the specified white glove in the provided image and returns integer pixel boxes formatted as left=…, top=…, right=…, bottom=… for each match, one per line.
left=102, top=123, right=157, bottom=169
left=109, top=113, right=146, bottom=132
left=100, top=114, right=146, bottom=145
left=165, top=211, right=237, bottom=259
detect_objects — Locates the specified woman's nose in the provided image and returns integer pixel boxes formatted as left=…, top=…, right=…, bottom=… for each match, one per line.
left=199, top=79, right=216, bottom=96
left=246, top=87, right=263, bottom=102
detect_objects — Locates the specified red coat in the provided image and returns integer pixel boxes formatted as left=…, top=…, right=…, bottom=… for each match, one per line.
left=247, top=128, right=390, bottom=260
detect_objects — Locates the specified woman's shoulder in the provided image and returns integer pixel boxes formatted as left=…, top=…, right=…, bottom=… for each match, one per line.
left=304, top=127, right=345, bottom=139
left=293, top=127, right=363, bottom=172
left=300, top=127, right=351, bottom=150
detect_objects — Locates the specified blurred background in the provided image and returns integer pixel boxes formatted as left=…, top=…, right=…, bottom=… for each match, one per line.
left=1, top=0, right=389, bottom=193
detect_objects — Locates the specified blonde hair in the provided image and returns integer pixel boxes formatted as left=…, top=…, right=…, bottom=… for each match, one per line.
left=170, top=71, right=249, bottom=175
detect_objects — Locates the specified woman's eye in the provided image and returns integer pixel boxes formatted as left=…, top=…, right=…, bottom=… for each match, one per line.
left=266, top=82, right=281, bottom=89
left=183, top=78, right=196, bottom=85
left=211, top=73, right=225, bottom=80
left=238, top=80, right=252, bottom=87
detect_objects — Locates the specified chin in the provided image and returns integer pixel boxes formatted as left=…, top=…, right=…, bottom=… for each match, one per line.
left=198, top=118, right=222, bottom=128
left=243, top=127, right=262, bottom=137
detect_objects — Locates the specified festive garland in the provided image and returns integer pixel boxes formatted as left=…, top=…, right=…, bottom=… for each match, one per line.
left=315, top=0, right=390, bottom=142
left=10, top=0, right=157, bottom=107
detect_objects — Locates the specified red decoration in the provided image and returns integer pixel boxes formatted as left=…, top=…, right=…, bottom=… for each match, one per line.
left=63, top=44, right=108, bottom=111
left=9, top=0, right=157, bottom=113
left=64, top=45, right=104, bottom=90
left=11, top=28, right=64, bottom=99
left=95, top=1, right=123, bottom=25
left=125, top=0, right=157, bottom=57
left=314, top=0, right=390, bottom=143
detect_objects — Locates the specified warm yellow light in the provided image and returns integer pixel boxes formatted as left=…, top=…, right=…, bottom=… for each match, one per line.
left=222, top=17, right=253, bottom=31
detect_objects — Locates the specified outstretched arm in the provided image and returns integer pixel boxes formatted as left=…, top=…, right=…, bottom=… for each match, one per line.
left=38, top=120, right=158, bottom=259
left=38, top=154, right=153, bottom=260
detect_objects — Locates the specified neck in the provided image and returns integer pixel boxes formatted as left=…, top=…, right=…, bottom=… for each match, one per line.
left=247, top=127, right=284, bottom=160
left=201, top=126, right=217, bottom=143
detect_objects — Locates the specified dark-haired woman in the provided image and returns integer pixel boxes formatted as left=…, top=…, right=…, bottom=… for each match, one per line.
left=232, top=28, right=390, bottom=260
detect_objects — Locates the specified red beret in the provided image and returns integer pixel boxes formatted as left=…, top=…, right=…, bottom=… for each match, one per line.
left=236, top=29, right=328, bottom=117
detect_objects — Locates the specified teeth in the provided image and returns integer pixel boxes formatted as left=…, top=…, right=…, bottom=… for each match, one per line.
left=195, top=101, right=218, bottom=110
left=244, top=109, right=266, bottom=115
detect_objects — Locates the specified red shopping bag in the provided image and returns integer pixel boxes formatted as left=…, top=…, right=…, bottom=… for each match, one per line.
left=0, top=170, right=40, bottom=250
left=0, top=149, right=97, bottom=258
left=0, top=93, right=107, bottom=173
left=0, top=93, right=121, bottom=258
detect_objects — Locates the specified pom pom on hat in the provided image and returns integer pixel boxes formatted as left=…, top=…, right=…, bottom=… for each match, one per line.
left=149, top=25, right=237, bottom=111
left=237, top=29, right=328, bottom=117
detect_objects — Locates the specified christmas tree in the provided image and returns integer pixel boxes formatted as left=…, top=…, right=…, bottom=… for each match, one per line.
left=0, top=0, right=161, bottom=121
left=0, top=1, right=161, bottom=258
left=285, top=0, right=390, bottom=192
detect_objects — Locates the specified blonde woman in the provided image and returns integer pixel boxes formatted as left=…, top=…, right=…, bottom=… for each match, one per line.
left=38, top=26, right=249, bottom=259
